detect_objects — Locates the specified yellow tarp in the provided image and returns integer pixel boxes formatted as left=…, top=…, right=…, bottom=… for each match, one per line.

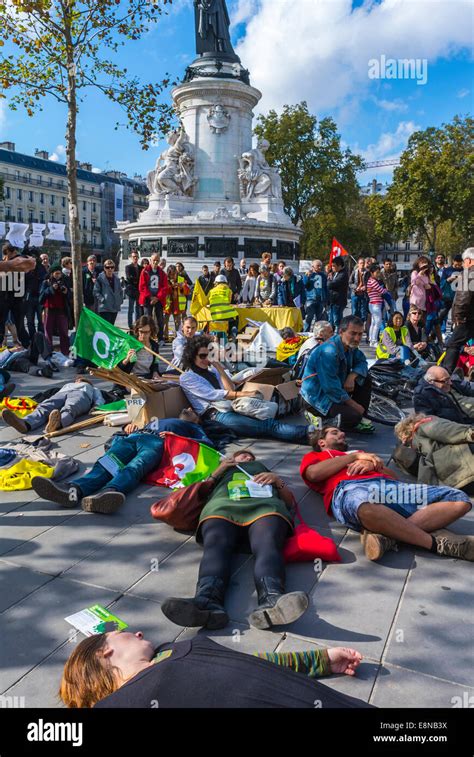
left=0, top=397, right=38, bottom=418
left=195, top=306, right=303, bottom=333
left=276, top=335, right=308, bottom=362
left=0, top=459, right=54, bottom=490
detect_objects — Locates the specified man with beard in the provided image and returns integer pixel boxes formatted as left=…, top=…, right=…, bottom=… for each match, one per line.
left=300, top=426, right=473, bottom=563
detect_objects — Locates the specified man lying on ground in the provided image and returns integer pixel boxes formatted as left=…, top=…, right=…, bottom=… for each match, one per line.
left=300, top=426, right=473, bottom=562
left=413, top=365, right=474, bottom=424
left=301, top=316, right=374, bottom=434
left=394, top=412, right=474, bottom=494
left=31, top=409, right=214, bottom=514
left=1, top=376, right=104, bottom=434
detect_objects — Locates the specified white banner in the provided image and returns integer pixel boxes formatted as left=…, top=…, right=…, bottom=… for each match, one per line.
left=114, top=184, right=124, bottom=222
left=6, top=222, right=29, bottom=249
left=46, top=223, right=66, bottom=241
left=0, top=222, right=5, bottom=238
left=29, top=223, right=46, bottom=248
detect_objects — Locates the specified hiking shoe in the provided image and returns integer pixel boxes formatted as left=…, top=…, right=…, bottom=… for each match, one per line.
left=304, top=409, right=322, bottom=430
left=323, top=414, right=341, bottom=429
left=81, top=490, right=125, bottom=514
left=31, top=477, right=81, bottom=508
left=361, top=530, right=398, bottom=561
left=45, top=409, right=62, bottom=434
left=1, top=408, right=29, bottom=434
left=433, top=529, right=474, bottom=561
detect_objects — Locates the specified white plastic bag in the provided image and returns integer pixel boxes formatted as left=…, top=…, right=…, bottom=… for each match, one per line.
left=232, top=396, right=278, bottom=420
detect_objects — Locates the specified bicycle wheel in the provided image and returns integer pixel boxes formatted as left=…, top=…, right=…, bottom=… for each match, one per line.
left=366, top=393, right=408, bottom=426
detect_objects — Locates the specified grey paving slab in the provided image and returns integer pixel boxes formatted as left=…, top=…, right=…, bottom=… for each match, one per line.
left=0, top=488, right=41, bottom=514
left=276, top=633, right=379, bottom=702
left=0, top=501, right=78, bottom=554
left=282, top=530, right=415, bottom=655
left=371, top=663, right=474, bottom=708
left=383, top=550, right=474, bottom=687
left=0, top=559, right=55, bottom=613
left=0, top=576, right=120, bottom=692
left=62, top=520, right=190, bottom=592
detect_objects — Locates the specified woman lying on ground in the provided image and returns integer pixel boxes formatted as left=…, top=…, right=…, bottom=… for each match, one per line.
left=161, top=449, right=308, bottom=632
left=60, top=632, right=367, bottom=709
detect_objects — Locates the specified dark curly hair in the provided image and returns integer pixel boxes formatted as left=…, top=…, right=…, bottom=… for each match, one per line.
left=181, top=334, right=213, bottom=371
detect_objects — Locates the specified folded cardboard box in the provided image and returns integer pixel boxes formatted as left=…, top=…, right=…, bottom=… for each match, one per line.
left=127, top=381, right=189, bottom=428
left=243, top=379, right=300, bottom=402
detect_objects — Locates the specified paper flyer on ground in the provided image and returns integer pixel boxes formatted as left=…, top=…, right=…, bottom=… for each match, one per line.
left=65, top=605, right=128, bottom=636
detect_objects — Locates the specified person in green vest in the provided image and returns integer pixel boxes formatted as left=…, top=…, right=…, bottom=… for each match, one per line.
left=208, top=274, right=239, bottom=338
left=163, top=265, right=190, bottom=342
left=376, top=311, right=415, bottom=362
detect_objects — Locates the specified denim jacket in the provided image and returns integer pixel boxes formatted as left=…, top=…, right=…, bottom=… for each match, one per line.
left=301, top=335, right=368, bottom=415
left=303, top=271, right=327, bottom=303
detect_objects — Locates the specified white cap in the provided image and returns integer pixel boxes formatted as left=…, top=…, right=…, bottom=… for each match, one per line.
left=215, top=274, right=227, bottom=283
left=462, top=247, right=474, bottom=261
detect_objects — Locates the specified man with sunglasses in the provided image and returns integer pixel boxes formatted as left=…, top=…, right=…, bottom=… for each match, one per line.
left=93, top=259, right=123, bottom=325
left=414, top=366, right=474, bottom=425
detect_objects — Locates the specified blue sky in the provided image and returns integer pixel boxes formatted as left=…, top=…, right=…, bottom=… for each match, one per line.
left=0, top=0, right=472, bottom=186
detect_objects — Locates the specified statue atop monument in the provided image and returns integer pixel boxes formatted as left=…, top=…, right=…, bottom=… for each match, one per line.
left=194, top=0, right=239, bottom=60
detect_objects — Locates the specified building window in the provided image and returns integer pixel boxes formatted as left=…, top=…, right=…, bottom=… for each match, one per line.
left=51, top=195, right=55, bottom=206
left=26, top=173, right=31, bottom=181
left=15, top=170, right=20, bottom=180
left=62, top=214, right=66, bottom=225
left=92, top=203, right=96, bottom=212
left=82, top=200, right=86, bottom=211
left=50, top=213, right=55, bottom=223
left=40, top=193, right=44, bottom=204
left=82, top=217, right=87, bottom=229
left=404, top=253, right=410, bottom=262
left=4, top=186, right=10, bottom=199
left=17, top=188, right=22, bottom=200
left=93, top=236, right=97, bottom=246
left=17, top=208, right=23, bottom=222
left=40, top=211, right=45, bottom=223
left=405, top=241, right=410, bottom=250
left=5, top=206, right=11, bottom=220
left=418, top=242, right=423, bottom=251
left=28, top=211, right=34, bottom=223
left=393, top=253, right=399, bottom=262
left=48, top=178, right=52, bottom=186
left=28, top=191, right=34, bottom=202
left=37, top=175, right=42, bottom=184
left=61, top=197, right=66, bottom=208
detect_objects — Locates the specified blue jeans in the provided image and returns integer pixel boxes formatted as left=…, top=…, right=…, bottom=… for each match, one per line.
left=304, top=300, right=325, bottom=331
left=72, top=433, right=164, bottom=497
left=329, top=304, right=344, bottom=331
left=351, top=295, right=368, bottom=321
left=214, top=411, right=308, bottom=444
left=332, top=478, right=471, bottom=532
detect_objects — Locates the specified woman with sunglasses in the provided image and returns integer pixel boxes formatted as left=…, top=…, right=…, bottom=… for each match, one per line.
left=93, top=259, right=123, bottom=325
left=118, top=315, right=161, bottom=380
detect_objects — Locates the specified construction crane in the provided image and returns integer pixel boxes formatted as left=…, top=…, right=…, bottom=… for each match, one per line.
left=362, top=159, right=400, bottom=169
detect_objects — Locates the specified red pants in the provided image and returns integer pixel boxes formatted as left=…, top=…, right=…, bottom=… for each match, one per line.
left=44, top=309, right=70, bottom=356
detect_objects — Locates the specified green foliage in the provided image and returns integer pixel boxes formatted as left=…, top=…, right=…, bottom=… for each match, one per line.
left=0, top=0, right=175, bottom=148
left=253, top=102, right=367, bottom=259
left=384, top=115, right=474, bottom=250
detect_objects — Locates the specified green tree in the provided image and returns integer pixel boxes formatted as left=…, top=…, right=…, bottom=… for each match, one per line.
left=386, top=115, right=474, bottom=252
left=0, top=0, right=174, bottom=326
left=253, top=102, right=365, bottom=258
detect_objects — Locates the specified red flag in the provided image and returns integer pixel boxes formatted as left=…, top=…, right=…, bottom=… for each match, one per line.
left=329, top=238, right=349, bottom=265
left=145, top=433, right=220, bottom=488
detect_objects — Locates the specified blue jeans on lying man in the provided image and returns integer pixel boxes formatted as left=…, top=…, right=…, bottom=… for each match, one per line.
left=72, top=433, right=164, bottom=497
left=331, top=478, right=471, bottom=532
left=213, top=411, right=309, bottom=444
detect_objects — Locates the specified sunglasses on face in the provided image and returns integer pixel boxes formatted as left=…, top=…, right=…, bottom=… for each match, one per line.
left=105, top=265, right=115, bottom=270
left=197, top=352, right=209, bottom=359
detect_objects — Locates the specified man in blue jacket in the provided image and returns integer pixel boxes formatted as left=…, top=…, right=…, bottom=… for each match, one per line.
left=301, top=315, right=374, bottom=432
left=303, top=259, right=327, bottom=331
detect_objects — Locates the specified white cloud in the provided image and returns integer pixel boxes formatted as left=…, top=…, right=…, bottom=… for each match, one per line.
left=233, top=0, right=473, bottom=114
left=373, top=98, right=408, bottom=112
left=49, top=144, right=66, bottom=162
left=457, top=88, right=470, bottom=98
left=357, top=120, right=420, bottom=163
left=0, top=99, right=8, bottom=138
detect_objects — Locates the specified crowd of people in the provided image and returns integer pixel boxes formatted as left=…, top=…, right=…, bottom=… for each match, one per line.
left=1, top=239, right=473, bottom=709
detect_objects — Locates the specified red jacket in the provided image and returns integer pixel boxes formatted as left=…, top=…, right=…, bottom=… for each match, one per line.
left=138, top=265, right=169, bottom=307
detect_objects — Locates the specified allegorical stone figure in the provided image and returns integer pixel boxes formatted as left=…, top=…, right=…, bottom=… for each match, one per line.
left=238, top=140, right=283, bottom=202
left=146, top=129, right=197, bottom=198
left=194, top=0, right=237, bottom=58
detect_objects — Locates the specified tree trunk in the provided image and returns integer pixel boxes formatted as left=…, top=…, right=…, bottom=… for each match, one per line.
left=65, top=57, right=83, bottom=332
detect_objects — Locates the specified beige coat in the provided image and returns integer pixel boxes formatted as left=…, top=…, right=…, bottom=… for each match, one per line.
left=413, top=417, right=474, bottom=490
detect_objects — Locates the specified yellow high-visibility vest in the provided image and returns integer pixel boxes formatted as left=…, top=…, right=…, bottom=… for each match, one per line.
left=208, top=284, right=238, bottom=321
left=166, top=275, right=187, bottom=313
left=376, top=326, right=409, bottom=360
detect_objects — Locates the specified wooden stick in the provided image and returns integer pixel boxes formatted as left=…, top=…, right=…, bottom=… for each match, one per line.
left=141, top=344, right=184, bottom=374
left=44, top=415, right=104, bottom=438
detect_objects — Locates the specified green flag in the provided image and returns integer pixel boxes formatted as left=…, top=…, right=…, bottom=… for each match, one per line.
left=74, top=308, right=143, bottom=369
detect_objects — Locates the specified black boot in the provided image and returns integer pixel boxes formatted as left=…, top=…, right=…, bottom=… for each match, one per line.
left=161, top=576, right=229, bottom=630
left=248, top=577, right=309, bottom=630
